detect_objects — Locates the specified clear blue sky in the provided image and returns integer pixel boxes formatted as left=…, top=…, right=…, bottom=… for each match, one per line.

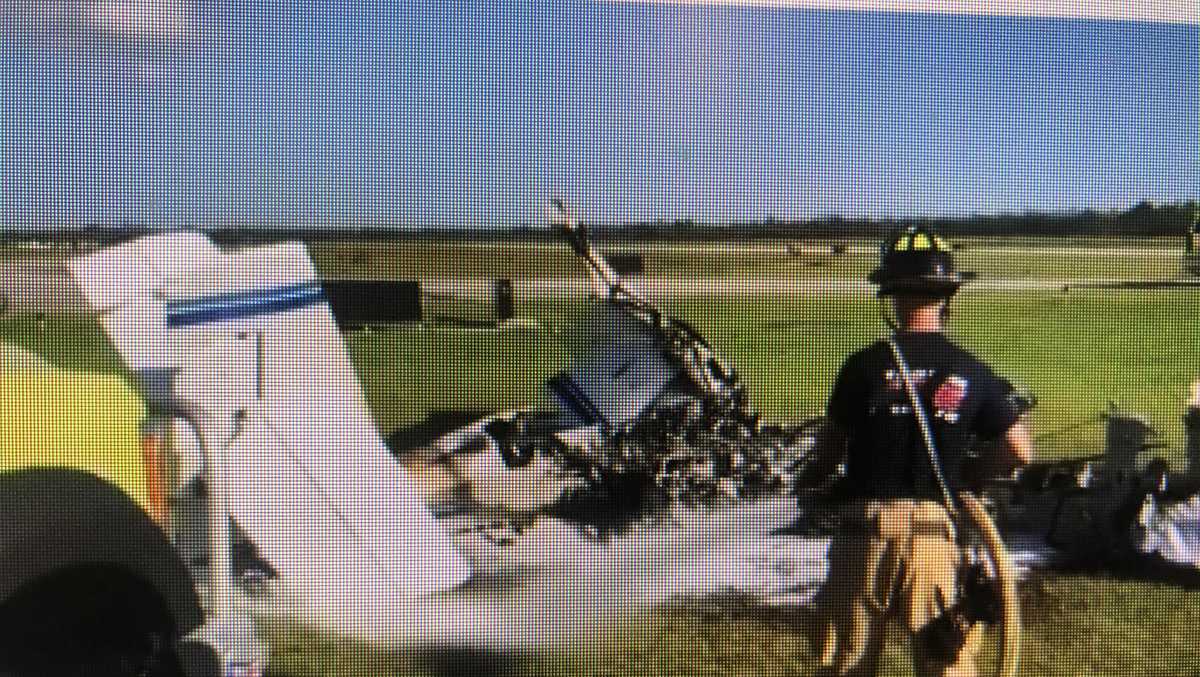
left=2, top=2, right=1197, bottom=229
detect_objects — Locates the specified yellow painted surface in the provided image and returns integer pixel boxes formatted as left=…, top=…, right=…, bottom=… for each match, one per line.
left=1, top=360, right=148, bottom=510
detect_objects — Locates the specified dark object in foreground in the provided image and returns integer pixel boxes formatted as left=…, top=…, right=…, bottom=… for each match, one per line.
left=324, top=279, right=423, bottom=328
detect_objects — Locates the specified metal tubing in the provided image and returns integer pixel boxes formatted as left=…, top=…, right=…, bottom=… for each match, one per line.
left=151, top=400, right=234, bottom=619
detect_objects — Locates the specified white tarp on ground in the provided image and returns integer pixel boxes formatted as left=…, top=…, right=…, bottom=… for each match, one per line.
left=1135, top=494, right=1200, bottom=568
left=69, top=234, right=471, bottom=599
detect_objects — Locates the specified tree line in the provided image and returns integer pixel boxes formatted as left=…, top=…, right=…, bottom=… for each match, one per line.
left=592, top=200, right=1200, bottom=240
left=2, top=200, right=1197, bottom=245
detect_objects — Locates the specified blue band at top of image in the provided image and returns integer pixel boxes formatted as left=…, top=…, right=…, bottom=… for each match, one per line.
left=166, top=282, right=325, bottom=328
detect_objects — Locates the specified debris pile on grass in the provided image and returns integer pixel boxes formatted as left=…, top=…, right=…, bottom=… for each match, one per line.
left=545, top=414, right=826, bottom=533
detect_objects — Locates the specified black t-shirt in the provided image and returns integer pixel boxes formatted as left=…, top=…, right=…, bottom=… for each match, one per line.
left=826, top=332, right=1021, bottom=501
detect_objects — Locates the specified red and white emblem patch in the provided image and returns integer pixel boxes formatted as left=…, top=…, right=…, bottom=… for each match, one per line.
left=933, top=375, right=968, bottom=421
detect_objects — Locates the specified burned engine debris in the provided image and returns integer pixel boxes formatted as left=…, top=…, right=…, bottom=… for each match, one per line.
left=399, top=200, right=824, bottom=535
left=489, top=306, right=824, bottom=531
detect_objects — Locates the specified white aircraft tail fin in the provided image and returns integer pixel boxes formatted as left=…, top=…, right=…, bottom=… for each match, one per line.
left=70, top=234, right=471, bottom=596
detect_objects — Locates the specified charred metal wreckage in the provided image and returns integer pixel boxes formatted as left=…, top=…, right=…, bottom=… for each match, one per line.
left=399, top=200, right=823, bottom=536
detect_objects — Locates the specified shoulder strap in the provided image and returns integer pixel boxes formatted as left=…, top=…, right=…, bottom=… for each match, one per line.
left=883, top=335, right=959, bottom=516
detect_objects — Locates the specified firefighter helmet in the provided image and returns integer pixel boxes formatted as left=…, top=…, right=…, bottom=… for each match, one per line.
left=870, top=226, right=964, bottom=297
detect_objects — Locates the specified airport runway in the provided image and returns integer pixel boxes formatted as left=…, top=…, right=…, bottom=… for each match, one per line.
left=429, top=275, right=1169, bottom=301
left=2, top=256, right=1187, bottom=316
left=440, top=239, right=1180, bottom=258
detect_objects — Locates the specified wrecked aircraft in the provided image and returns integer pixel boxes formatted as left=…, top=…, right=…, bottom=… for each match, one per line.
left=394, top=201, right=823, bottom=535
left=398, top=202, right=1200, bottom=583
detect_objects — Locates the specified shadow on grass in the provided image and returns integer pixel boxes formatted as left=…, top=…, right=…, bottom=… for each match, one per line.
left=1017, top=554, right=1200, bottom=636
left=416, top=647, right=524, bottom=677
left=1045, top=554, right=1200, bottom=590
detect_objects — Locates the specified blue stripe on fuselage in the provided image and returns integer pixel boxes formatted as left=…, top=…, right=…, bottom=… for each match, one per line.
left=547, top=372, right=606, bottom=429
left=166, top=282, right=325, bottom=328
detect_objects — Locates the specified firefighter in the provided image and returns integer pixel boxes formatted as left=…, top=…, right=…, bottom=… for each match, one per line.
left=808, top=226, right=1033, bottom=677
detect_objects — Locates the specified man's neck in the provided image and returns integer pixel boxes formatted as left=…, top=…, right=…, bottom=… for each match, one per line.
left=895, top=299, right=945, bottom=333
left=902, top=315, right=943, bottom=333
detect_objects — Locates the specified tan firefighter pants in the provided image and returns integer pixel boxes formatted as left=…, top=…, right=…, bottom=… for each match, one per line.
left=811, top=499, right=976, bottom=677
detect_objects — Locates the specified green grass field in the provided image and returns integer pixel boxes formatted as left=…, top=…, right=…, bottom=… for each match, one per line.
left=347, top=287, right=1200, bottom=466
left=5, top=237, right=1200, bottom=675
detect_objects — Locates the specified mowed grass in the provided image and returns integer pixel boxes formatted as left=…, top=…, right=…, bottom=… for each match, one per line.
left=5, top=238, right=1200, bottom=675
left=11, top=285, right=1195, bottom=462
left=348, top=287, right=1200, bottom=465
left=0, top=311, right=126, bottom=376
left=259, top=574, right=1200, bottom=677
